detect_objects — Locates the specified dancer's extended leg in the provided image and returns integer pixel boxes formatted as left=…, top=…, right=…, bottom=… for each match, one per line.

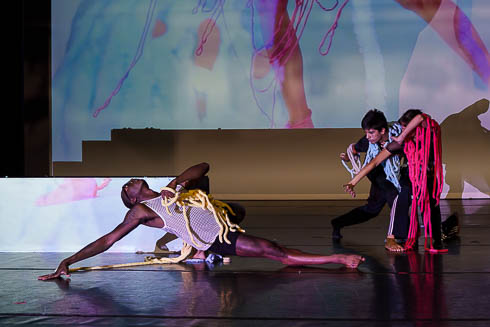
left=235, top=234, right=364, bottom=268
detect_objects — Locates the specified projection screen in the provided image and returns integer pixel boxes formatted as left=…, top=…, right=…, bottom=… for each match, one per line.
left=52, top=0, right=489, bottom=162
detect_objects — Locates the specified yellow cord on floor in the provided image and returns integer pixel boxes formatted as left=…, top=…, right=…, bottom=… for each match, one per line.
left=69, top=243, right=194, bottom=272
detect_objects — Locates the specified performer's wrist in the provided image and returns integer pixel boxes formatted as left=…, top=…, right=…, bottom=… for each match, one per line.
left=168, top=179, right=178, bottom=189
left=62, top=258, right=72, bottom=266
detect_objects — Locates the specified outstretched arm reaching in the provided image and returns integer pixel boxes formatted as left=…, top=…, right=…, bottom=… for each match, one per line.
left=343, top=149, right=393, bottom=197
left=38, top=207, right=148, bottom=280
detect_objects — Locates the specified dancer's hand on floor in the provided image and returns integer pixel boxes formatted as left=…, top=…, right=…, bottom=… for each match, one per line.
left=38, top=261, right=71, bottom=281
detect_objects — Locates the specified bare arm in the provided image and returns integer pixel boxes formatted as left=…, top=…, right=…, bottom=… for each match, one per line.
left=167, top=162, right=210, bottom=189
left=38, top=208, right=145, bottom=280
left=344, top=149, right=392, bottom=197
left=393, top=114, right=424, bottom=144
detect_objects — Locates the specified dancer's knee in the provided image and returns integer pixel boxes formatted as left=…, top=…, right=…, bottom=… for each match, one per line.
left=260, top=239, right=287, bottom=262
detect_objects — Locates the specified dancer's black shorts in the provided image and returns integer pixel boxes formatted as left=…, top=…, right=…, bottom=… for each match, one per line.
left=208, top=231, right=241, bottom=256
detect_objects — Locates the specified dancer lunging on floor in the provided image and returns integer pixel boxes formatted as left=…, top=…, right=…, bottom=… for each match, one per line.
left=39, top=163, right=364, bottom=280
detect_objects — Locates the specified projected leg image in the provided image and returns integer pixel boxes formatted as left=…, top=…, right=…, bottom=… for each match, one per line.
left=254, top=0, right=313, bottom=128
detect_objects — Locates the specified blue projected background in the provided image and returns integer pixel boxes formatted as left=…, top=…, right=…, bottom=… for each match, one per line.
left=52, top=0, right=489, bottom=162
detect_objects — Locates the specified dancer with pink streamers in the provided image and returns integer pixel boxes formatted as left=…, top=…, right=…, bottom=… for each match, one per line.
left=343, top=109, right=450, bottom=253
left=396, top=113, right=444, bottom=252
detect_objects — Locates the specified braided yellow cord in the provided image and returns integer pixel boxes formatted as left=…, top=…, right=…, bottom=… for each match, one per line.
left=162, top=189, right=179, bottom=215
left=144, top=242, right=193, bottom=264
left=160, top=187, right=245, bottom=246
left=68, top=243, right=194, bottom=273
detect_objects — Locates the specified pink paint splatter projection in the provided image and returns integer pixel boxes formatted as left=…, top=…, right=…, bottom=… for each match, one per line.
left=195, top=18, right=221, bottom=71
left=36, top=178, right=112, bottom=206
left=152, top=19, right=167, bottom=38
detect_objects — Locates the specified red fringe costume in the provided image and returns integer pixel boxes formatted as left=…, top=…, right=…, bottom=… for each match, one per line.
left=403, top=114, right=447, bottom=253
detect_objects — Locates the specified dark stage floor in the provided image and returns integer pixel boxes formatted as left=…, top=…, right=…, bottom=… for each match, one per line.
left=1, top=199, right=489, bottom=326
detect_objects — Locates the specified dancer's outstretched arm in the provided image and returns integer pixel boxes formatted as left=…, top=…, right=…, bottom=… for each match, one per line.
left=38, top=207, right=148, bottom=280
left=343, top=149, right=392, bottom=197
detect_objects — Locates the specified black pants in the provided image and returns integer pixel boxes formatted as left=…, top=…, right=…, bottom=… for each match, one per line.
left=394, top=173, right=442, bottom=244
left=427, top=174, right=442, bottom=244
left=332, top=167, right=411, bottom=239
left=389, top=179, right=411, bottom=239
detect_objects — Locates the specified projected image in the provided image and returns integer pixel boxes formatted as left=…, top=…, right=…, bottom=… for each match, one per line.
left=0, top=177, right=174, bottom=252
left=52, top=0, right=489, bottom=161
left=35, top=178, right=112, bottom=206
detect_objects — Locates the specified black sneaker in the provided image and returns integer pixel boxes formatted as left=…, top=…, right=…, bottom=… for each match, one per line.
left=332, top=226, right=343, bottom=240
left=442, top=213, right=460, bottom=240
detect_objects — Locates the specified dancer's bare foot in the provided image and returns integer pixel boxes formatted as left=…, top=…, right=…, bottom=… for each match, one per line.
left=336, top=254, right=365, bottom=268
left=385, top=237, right=404, bottom=252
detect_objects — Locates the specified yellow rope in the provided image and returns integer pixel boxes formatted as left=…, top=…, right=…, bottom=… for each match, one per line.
left=68, top=243, right=194, bottom=272
left=160, top=187, right=245, bottom=247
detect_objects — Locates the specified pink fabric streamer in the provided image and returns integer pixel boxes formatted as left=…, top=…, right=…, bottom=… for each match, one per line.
left=404, top=114, right=444, bottom=252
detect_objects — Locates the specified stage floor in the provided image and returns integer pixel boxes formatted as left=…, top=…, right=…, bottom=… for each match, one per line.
left=1, top=199, right=489, bottom=326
